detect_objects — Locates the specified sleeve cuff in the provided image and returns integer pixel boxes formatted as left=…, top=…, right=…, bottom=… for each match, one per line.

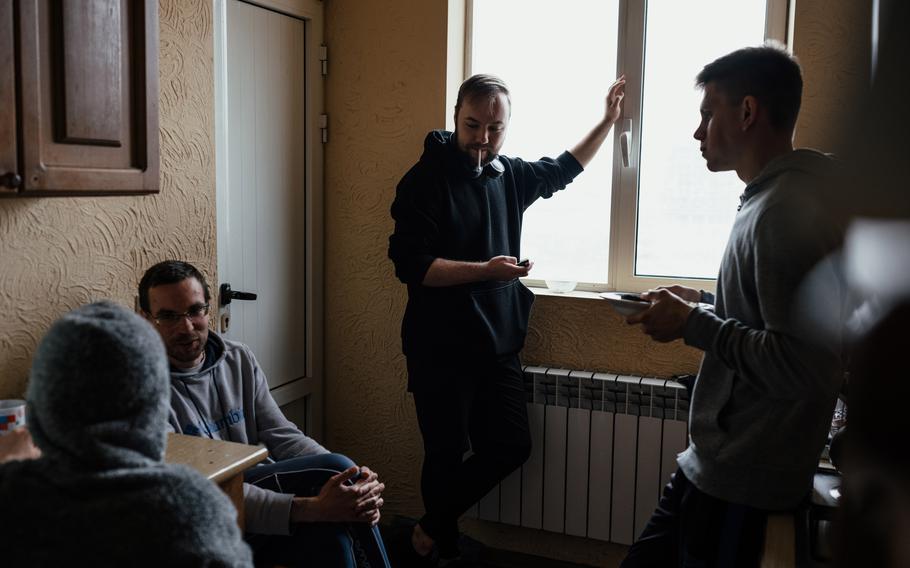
left=683, top=306, right=723, bottom=352
left=394, top=253, right=436, bottom=285
left=557, top=151, right=585, bottom=178
left=243, top=482, right=294, bottom=535
left=409, top=254, right=436, bottom=285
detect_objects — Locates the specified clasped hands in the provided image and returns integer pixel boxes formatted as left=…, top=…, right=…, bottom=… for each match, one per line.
left=625, top=285, right=699, bottom=343
left=291, top=465, right=385, bottom=526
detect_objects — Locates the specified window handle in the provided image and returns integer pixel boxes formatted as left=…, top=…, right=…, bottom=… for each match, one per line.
left=620, top=119, right=632, bottom=168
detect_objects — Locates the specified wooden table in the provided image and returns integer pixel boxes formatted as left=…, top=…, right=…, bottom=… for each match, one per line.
left=165, top=433, right=269, bottom=531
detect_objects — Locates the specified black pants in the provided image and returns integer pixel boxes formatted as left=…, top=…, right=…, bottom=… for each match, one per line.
left=408, top=353, right=532, bottom=557
left=621, top=468, right=767, bottom=568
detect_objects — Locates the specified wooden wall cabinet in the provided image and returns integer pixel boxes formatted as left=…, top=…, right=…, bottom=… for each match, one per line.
left=0, top=0, right=158, bottom=197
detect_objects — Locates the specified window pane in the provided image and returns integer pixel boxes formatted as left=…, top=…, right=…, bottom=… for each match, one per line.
left=635, top=0, right=767, bottom=279
left=471, top=0, right=619, bottom=284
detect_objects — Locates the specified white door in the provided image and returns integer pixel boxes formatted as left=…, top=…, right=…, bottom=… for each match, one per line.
left=214, top=0, right=324, bottom=437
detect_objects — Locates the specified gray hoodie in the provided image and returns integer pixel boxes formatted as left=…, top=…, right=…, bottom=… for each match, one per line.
left=679, top=149, right=844, bottom=510
left=167, top=331, right=328, bottom=535
left=0, top=301, right=252, bottom=567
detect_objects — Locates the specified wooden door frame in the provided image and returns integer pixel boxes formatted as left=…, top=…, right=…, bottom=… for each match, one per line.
left=213, top=0, right=324, bottom=441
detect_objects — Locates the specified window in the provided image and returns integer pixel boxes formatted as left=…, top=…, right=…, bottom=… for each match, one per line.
left=467, top=0, right=789, bottom=292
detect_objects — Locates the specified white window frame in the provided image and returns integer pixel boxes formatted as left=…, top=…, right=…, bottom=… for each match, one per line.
left=461, top=0, right=791, bottom=294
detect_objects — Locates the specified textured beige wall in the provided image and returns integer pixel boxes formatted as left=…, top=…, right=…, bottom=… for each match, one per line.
left=323, top=0, right=449, bottom=516
left=524, top=295, right=700, bottom=373
left=0, top=0, right=216, bottom=399
left=793, top=0, right=871, bottom=153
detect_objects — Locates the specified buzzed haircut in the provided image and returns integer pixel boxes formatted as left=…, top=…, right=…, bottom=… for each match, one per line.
left=455, top=74, right=512, bottom=115
left=696, top=43, right=803, bottom=132
left=138, top=260, right=211, bottom=313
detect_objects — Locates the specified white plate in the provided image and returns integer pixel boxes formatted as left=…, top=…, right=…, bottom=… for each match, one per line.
left=600, top=292, right=651, bottom=316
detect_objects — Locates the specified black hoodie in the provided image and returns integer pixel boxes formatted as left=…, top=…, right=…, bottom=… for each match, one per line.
left=389, top=130, right=582, bottom=368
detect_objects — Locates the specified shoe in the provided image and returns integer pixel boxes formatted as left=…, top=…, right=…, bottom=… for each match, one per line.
left=435, top=534, right=486, bottom=567
left=455, top=533, right=485, bottom=560
left=382, top=516, right=439, bottom=568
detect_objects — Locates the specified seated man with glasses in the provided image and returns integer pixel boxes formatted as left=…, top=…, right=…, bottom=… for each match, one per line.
left=139, top=260, right=390, bottom=568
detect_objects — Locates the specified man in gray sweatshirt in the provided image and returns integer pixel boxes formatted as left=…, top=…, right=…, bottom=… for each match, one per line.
left=622, top=45, right=843, bottom=566
left=139, top=260, right=390, bottom=568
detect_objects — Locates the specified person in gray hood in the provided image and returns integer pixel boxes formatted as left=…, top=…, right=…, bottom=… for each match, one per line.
left=623, top=45, right=844, bottom=567
left=0, top=301, right=253, bottom=567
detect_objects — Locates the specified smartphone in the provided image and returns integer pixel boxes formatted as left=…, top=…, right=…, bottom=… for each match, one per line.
left=517, top=258, right=530, bottom=267
left=619, top=293, right=649, bottom=303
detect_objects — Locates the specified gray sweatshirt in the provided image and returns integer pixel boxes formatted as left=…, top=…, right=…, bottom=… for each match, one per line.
left=679, top=149, right=844, bottom=510
left=167, top=332, right=328, bottom=535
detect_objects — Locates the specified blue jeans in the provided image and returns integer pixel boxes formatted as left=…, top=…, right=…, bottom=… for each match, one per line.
left=244, top=453, right=391, bottom=568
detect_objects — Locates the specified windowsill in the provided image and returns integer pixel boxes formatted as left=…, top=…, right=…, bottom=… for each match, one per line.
left=526, top=286, right=604, bottom=300
left=525, top=285, right=715, bottom=314
left=523, top=279, right=717, bottom=299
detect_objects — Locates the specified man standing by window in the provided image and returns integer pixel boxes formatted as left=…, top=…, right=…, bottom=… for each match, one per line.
left=624, top=45, right=843, bottom=566
left=388, top=74, right=625, bottom=563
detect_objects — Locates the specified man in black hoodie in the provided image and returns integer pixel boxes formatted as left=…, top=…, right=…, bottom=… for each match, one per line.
left=388, top=73, right=625, bottom=562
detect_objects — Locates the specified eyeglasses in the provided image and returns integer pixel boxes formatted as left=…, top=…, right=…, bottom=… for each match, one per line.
left=151, top=304, right=210, bottom=327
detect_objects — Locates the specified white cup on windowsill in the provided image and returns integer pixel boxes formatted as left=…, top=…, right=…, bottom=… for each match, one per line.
left=0, top=399, right=26, bottom=435
left=545, top=280, right=577, bottom=294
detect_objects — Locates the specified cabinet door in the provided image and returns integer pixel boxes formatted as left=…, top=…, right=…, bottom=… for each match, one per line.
left=0, top=0, right=17, bottom=195
left=16, top=0, right=159, bottom=195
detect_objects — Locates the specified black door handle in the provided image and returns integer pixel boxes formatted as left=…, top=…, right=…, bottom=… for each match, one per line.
left=0, top=172, right=22, bottom=189
left=219, top=283, right=258, bottom=307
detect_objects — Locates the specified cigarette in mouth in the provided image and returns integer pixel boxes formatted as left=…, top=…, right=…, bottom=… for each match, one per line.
left=477, top=149, right=483, bottom=169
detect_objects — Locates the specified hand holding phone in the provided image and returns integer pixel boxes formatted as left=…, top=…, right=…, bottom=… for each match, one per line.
left=619, top=293, right=650, bottom=303
left=517, top=258, right=530, bottom=267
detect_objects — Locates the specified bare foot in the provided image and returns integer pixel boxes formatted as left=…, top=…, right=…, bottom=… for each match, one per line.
left=411, top=522, right=435, bottom=557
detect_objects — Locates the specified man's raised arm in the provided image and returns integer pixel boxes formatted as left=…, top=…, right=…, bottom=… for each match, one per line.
left=569, top=75, right=626, bottom=168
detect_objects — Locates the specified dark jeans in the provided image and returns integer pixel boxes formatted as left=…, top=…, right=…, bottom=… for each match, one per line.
left=244, top=453, right=391, bottom=568
left=408, top=353, right=532, bottom=557
left=621, top=468, right=767, bottom=568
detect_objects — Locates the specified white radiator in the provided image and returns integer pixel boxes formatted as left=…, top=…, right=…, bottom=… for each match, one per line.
left=467, top=366, right=690, bottom=546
